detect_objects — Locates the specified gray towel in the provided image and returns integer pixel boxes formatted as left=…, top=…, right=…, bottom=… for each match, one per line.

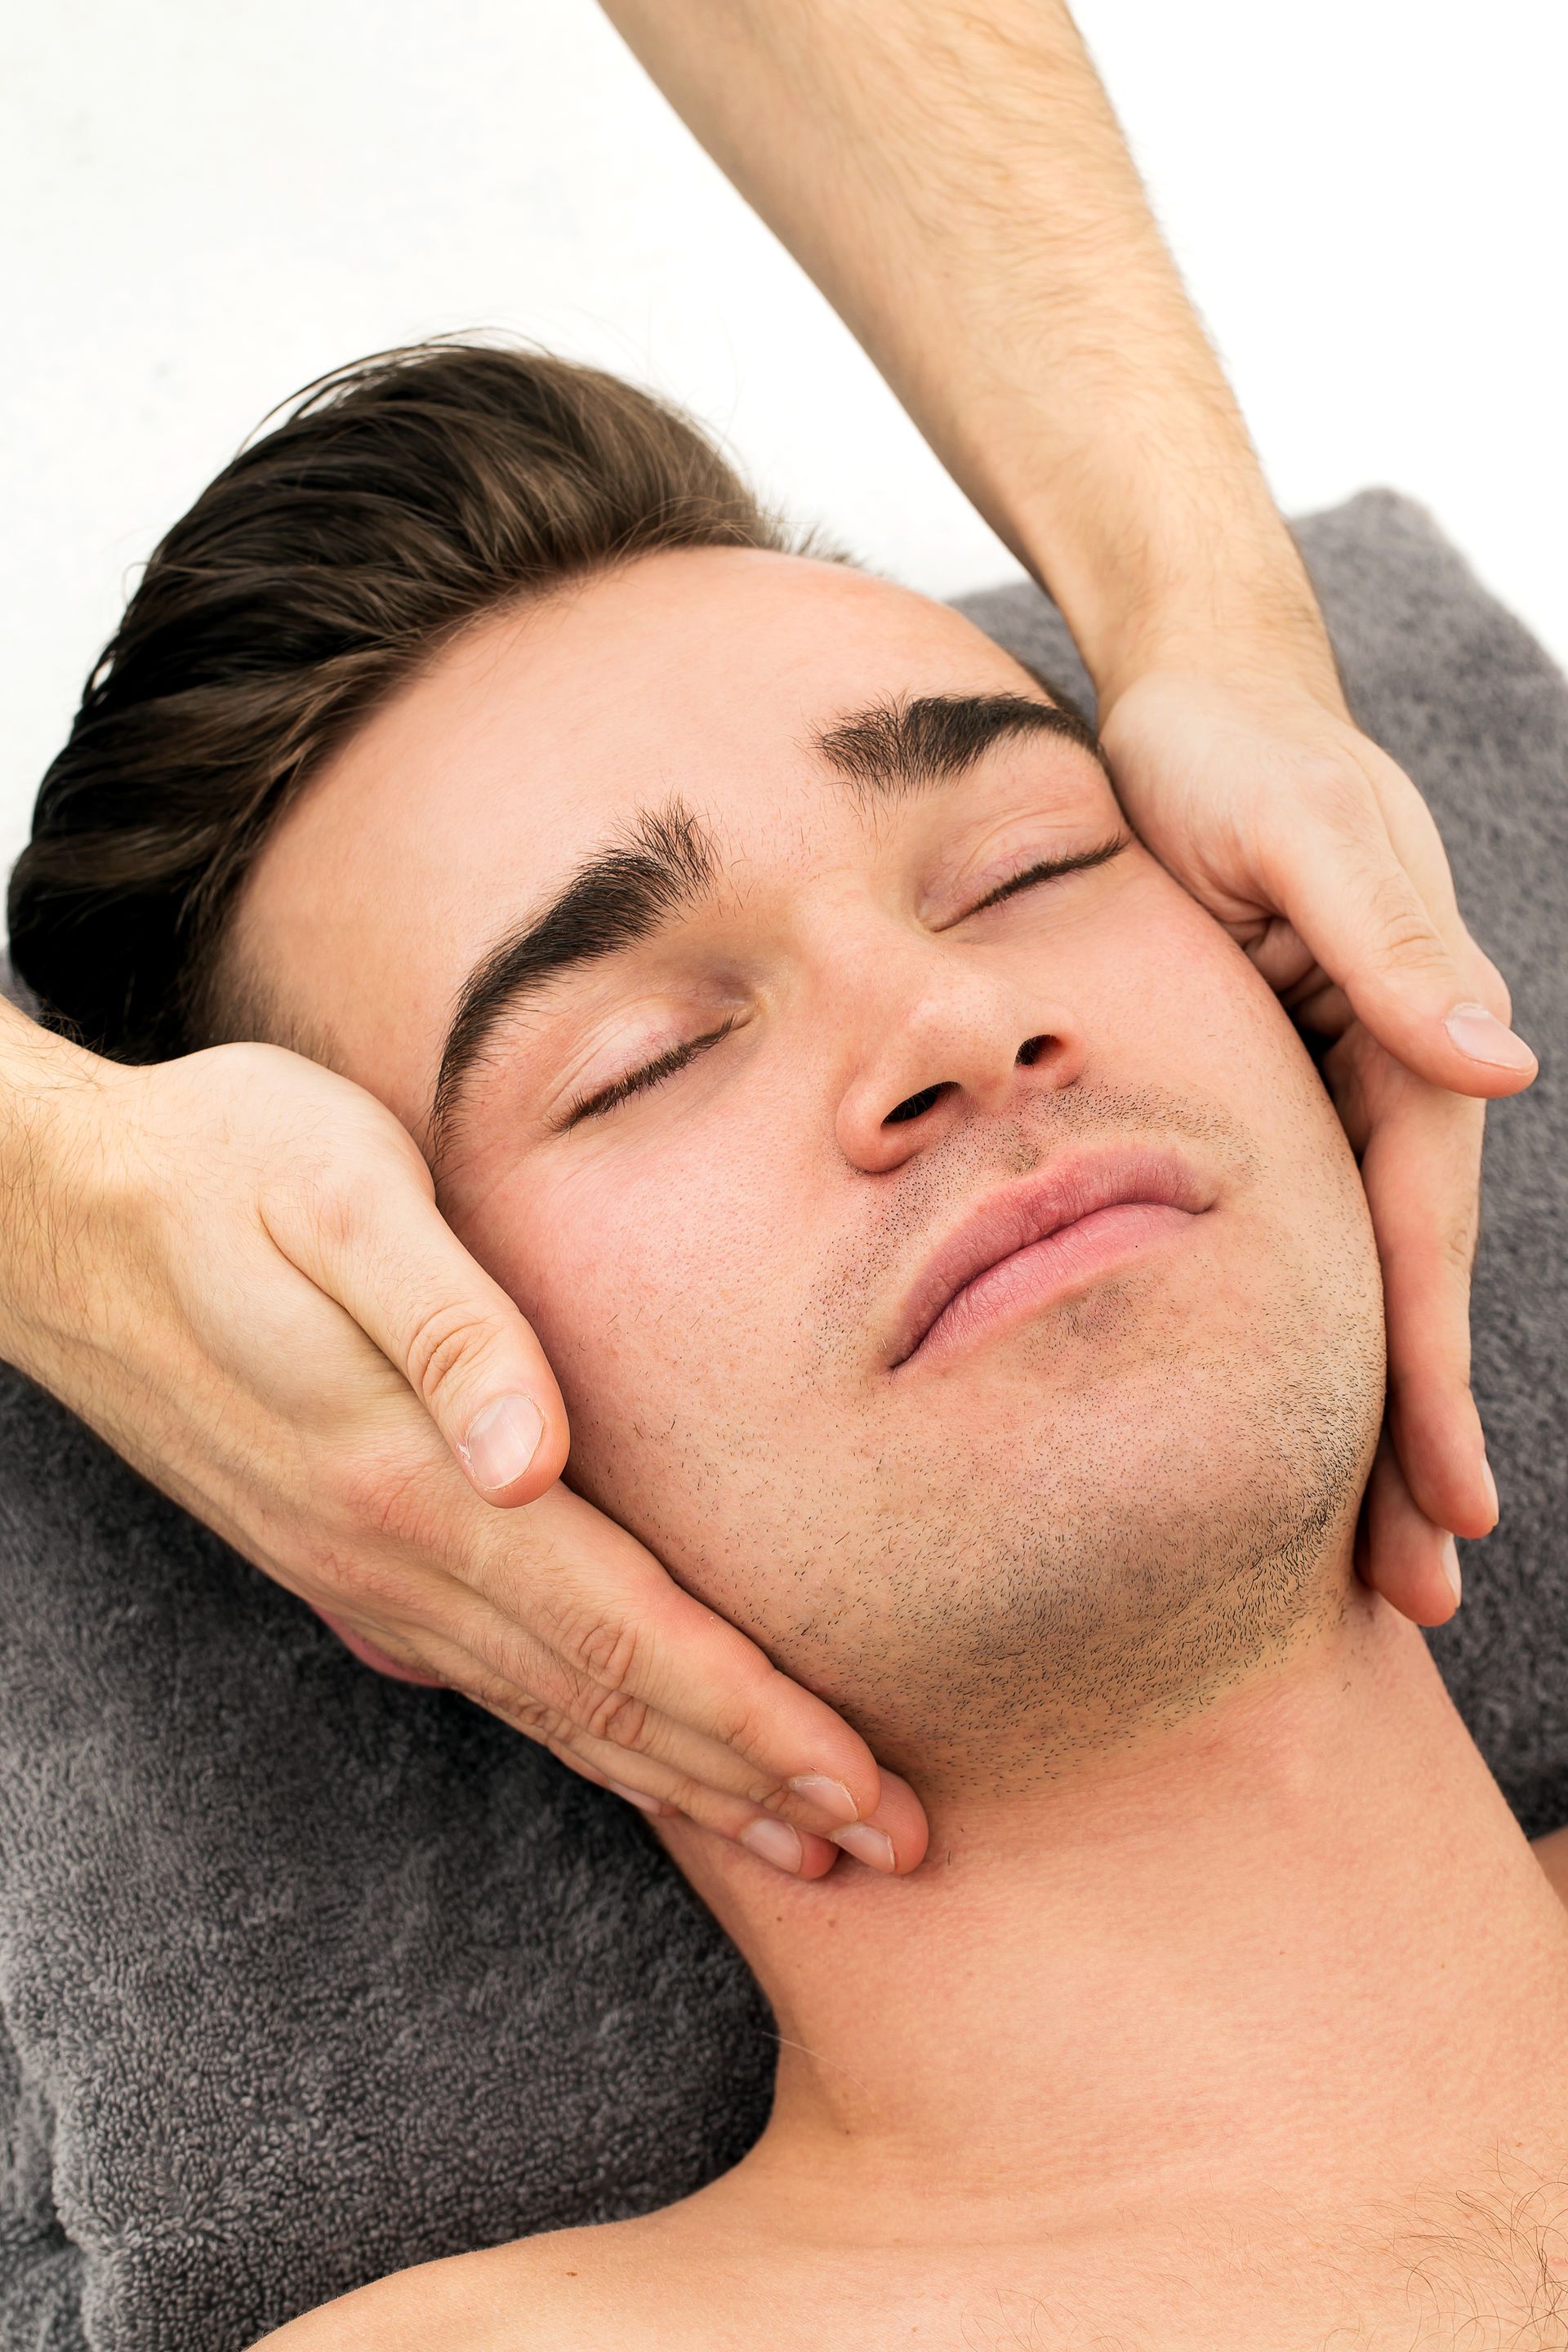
left=2, top=490, right=1565, bottom=2350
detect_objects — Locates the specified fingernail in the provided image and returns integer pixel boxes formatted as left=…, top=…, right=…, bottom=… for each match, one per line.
left=1481, top=1456, right=1500, bottom=1526
left=786, top=1773, right=861, bottom=1827
left=1441, top=1535, right=1463, bottom=1607
left=740, top=1817, right=804, bottom=1874
left=1444, top=1002, right=1536, bottom=1072
left=607, top=1779, right=666, bottom=1817
left=461, top=1394, right=546, bottom=1491
left=831, top=1823, right=897, bottom=1873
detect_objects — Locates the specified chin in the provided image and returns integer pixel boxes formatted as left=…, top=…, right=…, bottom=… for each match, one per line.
left=918, top=1281, right=1237, bottom=1446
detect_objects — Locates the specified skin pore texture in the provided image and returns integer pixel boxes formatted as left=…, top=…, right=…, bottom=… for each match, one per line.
left=244, top=551, right=1568, bottom=2350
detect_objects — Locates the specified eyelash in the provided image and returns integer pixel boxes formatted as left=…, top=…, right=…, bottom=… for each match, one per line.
left=563, top=833, right=1129, bottom=1126
left=564, top=1015, right=741, bottom=1128
left=960, top=831, right=1129, bottom=918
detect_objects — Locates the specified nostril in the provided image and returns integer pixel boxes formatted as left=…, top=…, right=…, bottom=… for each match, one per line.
left=884, top=1080, right=953, bottom=1128
left=1015, top=1035, right=1048, bottom=1067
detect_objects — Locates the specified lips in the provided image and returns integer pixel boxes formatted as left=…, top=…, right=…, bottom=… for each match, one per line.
left=889, top=1145, right=1214, bottom=1370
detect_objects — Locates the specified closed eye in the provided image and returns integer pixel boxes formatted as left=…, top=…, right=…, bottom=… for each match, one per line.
left=563, top=1015, right=740, bottom=1128
left=962, top=831, right=1130, bottom=919
left=560, top=837, right=1127, bottom=1126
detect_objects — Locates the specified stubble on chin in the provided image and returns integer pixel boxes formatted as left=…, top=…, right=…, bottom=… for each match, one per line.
left=771, top=1082, right=1386, bottom=1793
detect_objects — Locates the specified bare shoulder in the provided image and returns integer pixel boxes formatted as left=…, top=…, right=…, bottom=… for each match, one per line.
left=247, top=2222, right=665, bottom=2352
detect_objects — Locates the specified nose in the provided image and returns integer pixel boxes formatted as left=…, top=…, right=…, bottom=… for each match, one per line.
left=834, top=954, right=1087, bottom=1175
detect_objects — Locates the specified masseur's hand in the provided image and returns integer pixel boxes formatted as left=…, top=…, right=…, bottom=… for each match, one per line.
left=0, top=1003, right=924, bottom=1878
left=1098, top=653, right=1535, bottom=1627
left=599, top=0, right=1538, bottom=1629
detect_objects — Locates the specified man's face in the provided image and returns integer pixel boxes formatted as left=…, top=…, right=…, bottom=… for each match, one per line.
left=238, top=549, right=1384, bottom=1780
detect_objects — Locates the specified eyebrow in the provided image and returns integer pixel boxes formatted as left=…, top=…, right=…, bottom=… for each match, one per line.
left=810, top=688, right=1108, bottom=804
left=430, top=689, right=1107, bottom=1155
left=431, top=798, right=719, bottom=1152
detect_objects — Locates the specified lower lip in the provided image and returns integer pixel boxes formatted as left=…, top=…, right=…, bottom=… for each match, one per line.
left=906, top=1200, right=1199, bottom=1368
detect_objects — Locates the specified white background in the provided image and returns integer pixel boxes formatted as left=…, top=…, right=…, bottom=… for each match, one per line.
left=3, top=0, right=1564, bottom=901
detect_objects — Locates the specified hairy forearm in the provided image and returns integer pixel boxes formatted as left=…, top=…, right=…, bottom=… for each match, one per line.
left=599, top=0, right=1336, bottom=706
left=0, top=993, right=101, bottom=1374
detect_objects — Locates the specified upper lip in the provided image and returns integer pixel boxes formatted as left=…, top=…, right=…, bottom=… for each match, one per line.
left=889, top=1143, right=1214, bottom=1369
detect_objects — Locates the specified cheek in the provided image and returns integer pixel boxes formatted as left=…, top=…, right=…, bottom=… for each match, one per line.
left=1094, top=880, right=1372, bottom=1244
left=1110, top=882, right=1332, bottom=1118
left=1121, top=881, right=1378, bottom=1257
left=464, top=1133, right=805, bottom=1466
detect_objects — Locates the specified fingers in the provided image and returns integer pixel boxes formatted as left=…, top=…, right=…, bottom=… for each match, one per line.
left=394, top=1586, right=927, bottom=1873
left=1357, top=1072, right=1497, bottom=1539
left=262, top=1150, right=570, bottom=1505
left=549, top=1735, right=929, bottom=1878
left=353, top=1482, right=926, bottom=1864
left=1260, top=783, right=1536, bottom=1101
left=328, top=1592, right=857, bottom=1876
left=466, top=1484, right=896, bottom=1827
left=557, top=1744, right=846, bottom=1879
left=1357, top=1431, right=1463, bottom=1629
left=826, top=1766, right=928, bottom=1874
left=1100, top=676, right=1535, bottom=1093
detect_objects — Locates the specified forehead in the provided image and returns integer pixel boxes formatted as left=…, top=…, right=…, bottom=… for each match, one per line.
left=236, top=546, right=1057, bottom=1123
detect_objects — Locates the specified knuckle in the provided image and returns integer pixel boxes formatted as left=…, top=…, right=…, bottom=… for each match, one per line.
left=459, top=1632, right=653, bottom=1753
left=467, top=1623, right=541, bottom=1696
left=1360, top=873, right=1449, bottom=974
left=403, top=1299, right=504, bottom=1414
left=514, top=1647, right=653, bottom=1744
left=305, top=1175, right=361, bottom=1257
left=206, top=1037, right=275, bottom=1094
left=1293, top=759, right=1384, bottom=837
left=1438, top=1212, right=1480, bottom=1284
left=646, top=1771, right=720, bottom=1823
left=261, top=1107, right=426, bottom=1255
left=579, top=1685, right=655, bottom=1752
left=331, top=1441, right=450, bottom=1553
left=214, top=1036, right=318, bottom=1097
left=267, top=1152, right=368, bottom=1268
left=548, top=1606, right=646, bottom=1697
left=704, top=1689, right=775, bottom=1766
left=292, top=1526, right=415, bottom=1619
left=678, top=1642, right=780, bottom=1762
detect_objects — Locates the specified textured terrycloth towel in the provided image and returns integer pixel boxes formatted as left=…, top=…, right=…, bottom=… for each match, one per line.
left=2, top=490, right=1565, bottom=2350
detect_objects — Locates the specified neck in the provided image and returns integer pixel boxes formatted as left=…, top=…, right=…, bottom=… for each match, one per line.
left=664, top=1581, right=1568, bottom=2242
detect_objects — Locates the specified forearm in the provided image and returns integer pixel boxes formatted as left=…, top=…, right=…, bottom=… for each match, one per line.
left=599, top=0, right=1337, bottom=706
left=0, top=992, right=103, bottom=1375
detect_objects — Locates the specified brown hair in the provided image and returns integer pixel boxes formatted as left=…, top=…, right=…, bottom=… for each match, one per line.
left=7, top=339, right=795, bottom=1061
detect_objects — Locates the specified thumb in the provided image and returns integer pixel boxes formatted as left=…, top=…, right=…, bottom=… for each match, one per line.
left=1263, top=803, right=1536, bottom=1098
left=263, top=1156, right=569, bottom=1506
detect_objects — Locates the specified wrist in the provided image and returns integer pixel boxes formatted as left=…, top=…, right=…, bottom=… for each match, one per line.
left=1092, top=599, right=1351, bottom=732
left=0, top=1000, right=115, bottom=1377
left=1085, top=541, right=1348, bottom=724
left=1009, top=440, right=1343, bottom=719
